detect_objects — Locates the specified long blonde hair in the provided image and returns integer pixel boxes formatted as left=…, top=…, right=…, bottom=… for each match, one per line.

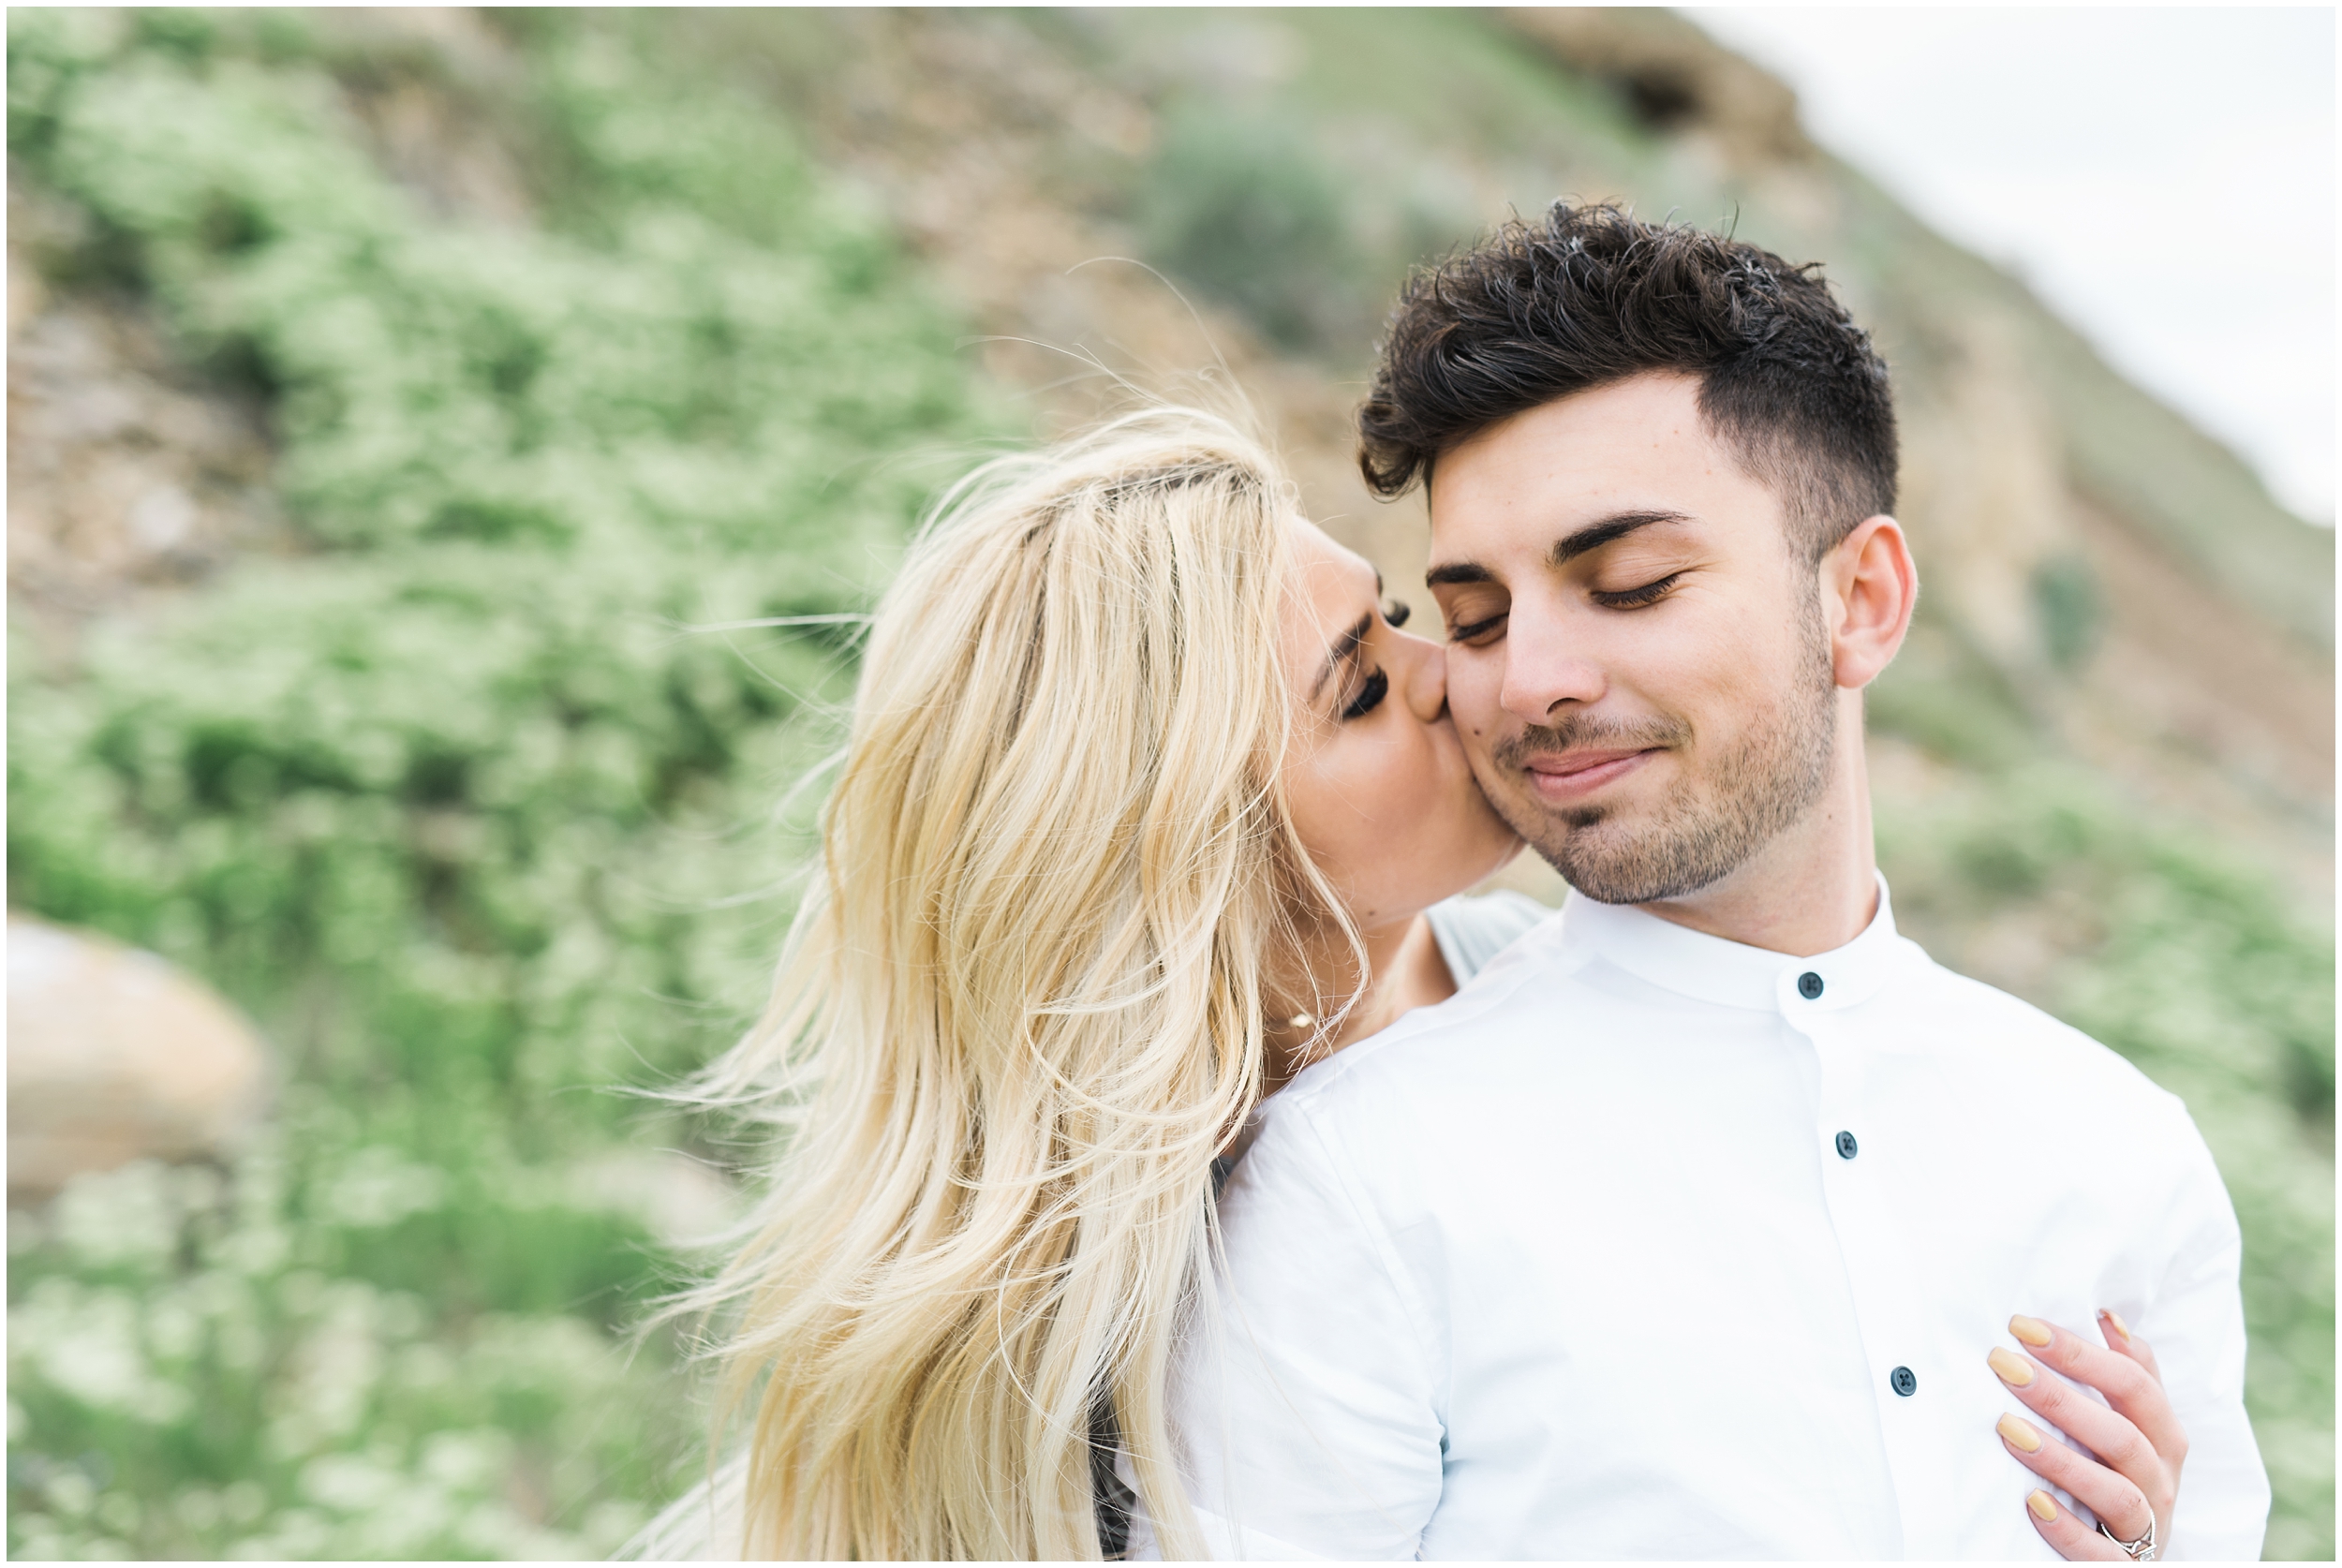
left=687, top=407, right=1344, bottom=1558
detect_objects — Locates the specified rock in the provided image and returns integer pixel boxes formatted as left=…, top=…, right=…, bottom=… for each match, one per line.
left=1899, top=310, right=2080, bottom=674
left=7, top=177, right=285, bottom=629
left=7, top=914, right=271, bottom=1200
left=1498, top=8, right=1815, bottom=164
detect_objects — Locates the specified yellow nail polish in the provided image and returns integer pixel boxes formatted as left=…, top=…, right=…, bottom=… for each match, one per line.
left=1988, top=1346, right=2036, bottom=1386
left=2027, top=1489, right=2058, bottom=1522
left=1998, top=1413, right=2044, bottom=1453
left=2101, top=1309, right=2132, bottom=1342
left=2008, top=1314, right=2053, bottom=1348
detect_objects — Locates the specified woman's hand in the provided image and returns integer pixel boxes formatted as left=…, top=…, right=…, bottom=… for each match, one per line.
left=1987, top=1309, right=2186, bottom=1561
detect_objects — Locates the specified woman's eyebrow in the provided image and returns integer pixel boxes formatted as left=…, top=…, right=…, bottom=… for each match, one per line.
left=1310, top=611, right=1374, bottom=701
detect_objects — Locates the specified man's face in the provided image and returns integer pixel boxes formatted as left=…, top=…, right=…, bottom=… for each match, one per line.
left=1425, top=372, right=1840, bottom=905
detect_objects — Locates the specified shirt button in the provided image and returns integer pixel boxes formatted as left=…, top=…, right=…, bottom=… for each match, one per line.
left=1835, top=1130, right=1859, bottom=1160
left=1798, top=971, right=1825, bottom=999
left=1890, top=1366, right=1918, bottom=1397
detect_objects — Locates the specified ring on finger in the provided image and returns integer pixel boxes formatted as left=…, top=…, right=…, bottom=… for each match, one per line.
left=2097, top=1514, right=2157, bottom=1561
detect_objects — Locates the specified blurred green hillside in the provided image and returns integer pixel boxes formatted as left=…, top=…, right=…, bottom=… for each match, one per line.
left=7, top=7, right=2331, bottom=1561
left=7, top=8, right=996, bottom=1556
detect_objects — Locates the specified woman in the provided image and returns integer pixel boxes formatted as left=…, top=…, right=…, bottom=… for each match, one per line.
left=635, top=407, right=2187, bottom=1561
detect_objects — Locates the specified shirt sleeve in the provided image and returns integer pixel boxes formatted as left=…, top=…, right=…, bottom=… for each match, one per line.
left=1164, top=1094, right=1446, bottom=1560
left=2143, top=1102, right=2271, bottom=1561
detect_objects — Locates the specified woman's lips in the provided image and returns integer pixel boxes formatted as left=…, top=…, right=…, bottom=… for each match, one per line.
left=1522, top=747, right=1658, bottom=803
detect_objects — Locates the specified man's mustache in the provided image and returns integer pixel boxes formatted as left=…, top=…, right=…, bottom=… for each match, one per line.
left=1490, top=713, right=1692, bottom=773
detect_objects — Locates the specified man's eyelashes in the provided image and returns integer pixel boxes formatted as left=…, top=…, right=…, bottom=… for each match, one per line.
left=1591, top=572, right=1682, bottom=609
left=1445, top=573, right=1681, bottom=643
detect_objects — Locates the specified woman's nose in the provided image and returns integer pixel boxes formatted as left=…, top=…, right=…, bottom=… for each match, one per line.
left=1396, top=629, right=1449, bottom=722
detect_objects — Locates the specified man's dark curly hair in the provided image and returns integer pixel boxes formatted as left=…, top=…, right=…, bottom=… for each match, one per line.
left=1358, top=202, right=1897, bottom=564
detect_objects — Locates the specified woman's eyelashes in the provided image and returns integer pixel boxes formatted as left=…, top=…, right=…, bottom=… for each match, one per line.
left=1331, top=599, right=1409, bottom=720
left=1340, top=666, right=1390, bottom=720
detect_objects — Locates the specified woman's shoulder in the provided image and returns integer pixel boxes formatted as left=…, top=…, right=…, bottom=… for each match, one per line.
left=617, top=1455, right=746, bottom=1561
left=1424, top=888, right=1555, bottom=987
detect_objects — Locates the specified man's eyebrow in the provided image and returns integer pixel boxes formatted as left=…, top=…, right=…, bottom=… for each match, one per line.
left=1426, top=511, right=1692, bottom=589
left=1549, top=510, right=1695, bottom=566
left=1310, top=611, right=1374, bottom=701
left=1424, top=561, right=1492, bottom=589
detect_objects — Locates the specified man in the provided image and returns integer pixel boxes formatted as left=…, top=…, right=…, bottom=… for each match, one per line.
left=1158, top=205, right=2268, bottom=1560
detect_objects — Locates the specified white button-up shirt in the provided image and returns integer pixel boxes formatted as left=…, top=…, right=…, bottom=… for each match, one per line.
left=1154, top=880, right=2269, bottom=1560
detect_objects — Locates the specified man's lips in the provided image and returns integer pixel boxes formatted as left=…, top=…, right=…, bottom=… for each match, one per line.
left=1520, top=747, right=1660, bottom=802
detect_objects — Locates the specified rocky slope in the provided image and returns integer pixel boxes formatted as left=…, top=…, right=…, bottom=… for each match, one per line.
left=643, top=7, right=2334, bottom=915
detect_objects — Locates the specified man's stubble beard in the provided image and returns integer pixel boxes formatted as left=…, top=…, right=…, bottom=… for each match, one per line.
left=1485, top=597, right=1839, bottom=905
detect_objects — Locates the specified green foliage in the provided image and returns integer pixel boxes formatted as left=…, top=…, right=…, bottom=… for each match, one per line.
left=2030, top=554, right=2103, bottom=671
left=7, top=7, right=997, bottom=1557
left=1137, top=102, right=1369, bottom=353
left=1882, top=768, right=2335, bottom=1560
left=8, top=1147, right=673, bottom=1561
left=1130, top=84, right=1481, bottom=362
left=1864, top=613, right=2042, bottom=770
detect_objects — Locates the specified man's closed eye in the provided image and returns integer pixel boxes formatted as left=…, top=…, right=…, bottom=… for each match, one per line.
left=1592, top=572, right=1682, bottom=610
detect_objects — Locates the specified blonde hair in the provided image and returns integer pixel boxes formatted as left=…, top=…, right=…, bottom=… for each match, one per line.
left=685, top=407, right=1344, bottom=1559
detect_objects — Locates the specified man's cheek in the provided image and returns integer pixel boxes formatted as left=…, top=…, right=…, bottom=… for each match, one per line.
left=1449, top=658, right=1505, bottom=743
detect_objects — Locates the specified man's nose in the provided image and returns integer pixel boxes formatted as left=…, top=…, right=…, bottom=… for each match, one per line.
left=1500, top=609, right=1604, bottom=724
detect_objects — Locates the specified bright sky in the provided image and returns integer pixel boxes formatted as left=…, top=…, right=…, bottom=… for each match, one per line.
left=1687, top=6, right=2335, bottom=525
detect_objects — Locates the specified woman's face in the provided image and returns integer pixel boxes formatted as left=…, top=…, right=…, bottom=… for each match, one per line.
left=1280, top=517, right=1521, bottom=930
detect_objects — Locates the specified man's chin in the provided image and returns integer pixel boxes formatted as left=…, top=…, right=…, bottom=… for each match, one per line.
left=1510, top=810, right=1711, bottom=907
left=1476, top=773, right=1691, bottom=898
left=1492, top=785, right=1613, bottom=850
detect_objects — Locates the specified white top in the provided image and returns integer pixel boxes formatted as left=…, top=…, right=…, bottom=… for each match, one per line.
left=1423, top=889, right=1550, bottom=989
left=623, top=894, right=1551, bottom=1562
left=1149, top=880, right=2269, bottom=1561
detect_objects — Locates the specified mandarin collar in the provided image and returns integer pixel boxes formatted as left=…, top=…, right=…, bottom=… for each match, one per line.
left=1559, top=873, right=1917, bottom=1014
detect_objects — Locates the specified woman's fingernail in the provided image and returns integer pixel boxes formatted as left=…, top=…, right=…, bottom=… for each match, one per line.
left=1998, top=1413, right=2044, bottom=1453
left=2027, top=1489, right=2059, bottom=1522
left=2008, top=1314, right=2053, bottom=1347
left=2100, top=1308, right=2132, bottom=1341
left=1988, top=1346, right=2037, bottom=1386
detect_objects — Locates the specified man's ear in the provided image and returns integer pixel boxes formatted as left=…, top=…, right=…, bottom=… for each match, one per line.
left=1823, top=515, right=1917, bottom=690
